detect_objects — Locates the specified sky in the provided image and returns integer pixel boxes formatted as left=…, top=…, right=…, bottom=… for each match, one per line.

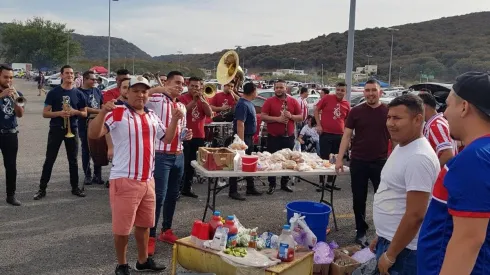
left=1, top=0, right=490, bottom=57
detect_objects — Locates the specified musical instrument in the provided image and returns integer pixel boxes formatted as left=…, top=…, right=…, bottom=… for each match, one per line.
left=216, top=50, right=245, bottom=93
left=203, top=83, right=217, bottom=99
left=87, top=114, right=110, bottom=166
left=204, top=122, right=233, bottom=147
left=62, top=96, right=75, bottom=138
left=282, top=101, right=289, bottom=137
left=9, top=85, right=26, bottom=107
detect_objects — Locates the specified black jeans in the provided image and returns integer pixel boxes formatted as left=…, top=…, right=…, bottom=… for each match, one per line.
left=319, top=133, right=342, bottom=183
left=0, top=132, right=18, bottom=196
left=182, top=138, right=205, bottom=191
left=78, top=124, right=101, bottom=179
left=229, top=135, right=255, bottom=194
left=40, top=127, right=80, bottom=191
left=267, top=135, right=295, bottom=187
left=350, top=158, right=386, bottom=234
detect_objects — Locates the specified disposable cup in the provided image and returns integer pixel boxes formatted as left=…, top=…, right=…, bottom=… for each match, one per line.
left=112, top=106, right=125, bottom=121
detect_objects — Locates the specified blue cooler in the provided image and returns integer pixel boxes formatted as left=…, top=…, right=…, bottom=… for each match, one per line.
left=286, top=201, right=332, bottom=242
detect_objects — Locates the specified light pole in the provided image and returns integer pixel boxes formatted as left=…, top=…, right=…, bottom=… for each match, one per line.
left=398, top=66, right=402, bottom=86
left=293, top=58, right=297, bottom=70
left=345, top=0, right=357, bottom=101
left=366, top=54, right=372, bottom=66
left=388, top=27, right=399, bottom=86
left=321, top=64, right=324, bottom=86
left=108, top=0, right=118, bottom=76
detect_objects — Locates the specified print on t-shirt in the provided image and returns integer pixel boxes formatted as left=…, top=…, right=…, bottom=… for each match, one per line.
left=333, top=103, right=342, bottom=120
left=89, top=94, right=100, bottom=109
left=1, top=97, right=14, bottom=119
left=62, top=95, right=70, bottom=108
left=192, top=105, right=200, bottom=122
left=219, top=98, right=230, bottom=117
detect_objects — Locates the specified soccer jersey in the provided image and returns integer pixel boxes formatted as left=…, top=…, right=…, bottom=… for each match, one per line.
left=423, top=113, right=458, bottom=156
left=417, top=135, right=490, bottom=275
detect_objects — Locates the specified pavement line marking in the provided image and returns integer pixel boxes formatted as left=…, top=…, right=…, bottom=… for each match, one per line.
left=335, top=213, right=355, bottom=218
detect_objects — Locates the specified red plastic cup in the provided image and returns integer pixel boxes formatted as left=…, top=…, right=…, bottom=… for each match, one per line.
left=199, top=223, right=210, bottom=240
left=112, top=106, right=125, bottom=121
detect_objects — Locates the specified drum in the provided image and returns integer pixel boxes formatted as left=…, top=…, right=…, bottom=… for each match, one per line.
left=204, top=122, right=233, bottom=147
left=87, top=115, right=110, bottom=166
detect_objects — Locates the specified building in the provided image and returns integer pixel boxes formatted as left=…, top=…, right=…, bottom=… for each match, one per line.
left=200, top=68, right=212, bottom=78
left=272, top=69, right=306, bottom=76
left=355, top=65, right=378, bottom=75
left=337, top=72, right=368, bottom=81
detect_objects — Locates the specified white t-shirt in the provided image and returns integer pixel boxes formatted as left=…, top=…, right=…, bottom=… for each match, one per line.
left=373, top=137, right=440, bottom=250
left=299, top=125, right=319, bottom=142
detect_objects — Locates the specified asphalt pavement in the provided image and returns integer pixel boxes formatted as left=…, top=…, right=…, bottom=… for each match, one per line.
left=0, top=79, right=376, bottom=275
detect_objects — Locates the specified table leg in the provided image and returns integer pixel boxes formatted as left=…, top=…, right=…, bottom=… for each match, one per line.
left=171, top=243, right=177, bottom=275
left=202, top=177, right=212, bottom=221
left=319, top=175, right=338, bottom=231
left=211, top=177, right=218, bottom=213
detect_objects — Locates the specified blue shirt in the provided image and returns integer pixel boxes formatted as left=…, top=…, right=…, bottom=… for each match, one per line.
left=45, top=86, right=87, bottom=128
left=417, top=135, right=490, bottom=275
left=77, top=87, right=102, bottom=128
left=0, top=91, right=23, bottom=130
left=233, top=98, right=256, bottom=136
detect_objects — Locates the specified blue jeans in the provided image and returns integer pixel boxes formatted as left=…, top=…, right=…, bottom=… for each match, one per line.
left=375, top=237, right=417, bottom=275
left=150, top=152, right=184, bottom=237
left=78, top=124, right=101, bottom=179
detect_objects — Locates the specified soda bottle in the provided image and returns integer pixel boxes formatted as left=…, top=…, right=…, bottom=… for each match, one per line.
left=223, top=216, right=238, bottom=248
left=209, top=211, right=224, bottom=239
left=277, top=224, right=295, bottom=262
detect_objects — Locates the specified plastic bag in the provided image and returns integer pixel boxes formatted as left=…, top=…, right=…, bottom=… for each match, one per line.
left=312, top=242, right=335, bottom=264
left=229, top=134, right=248, bottom=150
left=260, top=232, right=279, bottom=249
left=219, top=247, right=281, bottom=268
left=289, top=213, right=317, bottom=248
left=351, top=247, right=376, bottom=264
left=293, top=140, right=302, bottom=152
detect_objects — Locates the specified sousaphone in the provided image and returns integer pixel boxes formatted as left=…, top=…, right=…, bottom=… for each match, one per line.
left=216, top=50, right=244, bottom=88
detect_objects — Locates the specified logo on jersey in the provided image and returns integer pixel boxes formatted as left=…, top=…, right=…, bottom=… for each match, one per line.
left=1, top=97, right=14, bottom=119
left=192, top=105, right=200, bottom=122
left=333, top=103, right=341, bottom=120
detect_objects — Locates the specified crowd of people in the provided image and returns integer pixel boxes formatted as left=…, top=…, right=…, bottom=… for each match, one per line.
left=0, top=63, right=489, bottom=275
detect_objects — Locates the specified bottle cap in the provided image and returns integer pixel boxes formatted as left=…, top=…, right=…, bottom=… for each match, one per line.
left=283, top=224, right=290, bottom=230
left=214, top=211, right=221, bottom=216
left=227, top=215, right=234, bottom=220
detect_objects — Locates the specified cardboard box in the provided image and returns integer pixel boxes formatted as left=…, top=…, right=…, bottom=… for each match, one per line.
left=329, top=250, right=361, bottom=275
left=313, top=263, right=330, bottom=275
left=335, top=245, right=362, bottom=257
left=198, top=147, right=236, bottom=171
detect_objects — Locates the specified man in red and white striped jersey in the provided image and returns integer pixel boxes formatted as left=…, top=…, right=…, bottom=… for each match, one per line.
left=419, top=93, right=457, bottom=167
left=296, top=87, right=309, bottom=135
left=88, top=75, right=179, bottom=274
left=145, top=71, right=192, bottom=255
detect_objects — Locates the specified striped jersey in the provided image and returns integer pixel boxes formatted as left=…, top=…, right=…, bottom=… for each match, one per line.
left=104, top=104, right=166, bottom=181
left=297, top=97, right=308, bottom=121
left=423, top=113, right=457, bottom=156
left=417, top=135, right=490, bottom=275
left=146, top=93, right=187, bottom=152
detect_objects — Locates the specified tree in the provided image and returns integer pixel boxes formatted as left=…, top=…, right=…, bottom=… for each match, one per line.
left=0, top=17, right=81, bottom=69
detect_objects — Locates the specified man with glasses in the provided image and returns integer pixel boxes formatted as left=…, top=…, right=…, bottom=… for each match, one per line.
left=314, top=82, right=350, bottom=189
left=335, top=79, right=390, bottom=246
left=78, top=70, right=104, bottom=186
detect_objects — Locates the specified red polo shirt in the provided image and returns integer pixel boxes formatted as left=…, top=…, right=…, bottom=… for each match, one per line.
left=178, top=93, right=206, bottom=139
left=103, top=87, right=120, bottom=104
left=316, top=94, right=350, bottom=135
left=210, top=92, right=236, bottom=109
left=261, top=95, right=301, bottom=137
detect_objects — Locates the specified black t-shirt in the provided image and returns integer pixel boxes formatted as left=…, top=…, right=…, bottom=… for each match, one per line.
left=45, top=86, right=87, bottom=128
left=0, top=91, right=23, bottom=130
left=345, top=103, right=390, bottom=161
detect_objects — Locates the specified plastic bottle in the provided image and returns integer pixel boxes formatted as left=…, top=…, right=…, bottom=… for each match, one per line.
left=223, top=215, right=238, bottom=248
left=277, top=224, right=295, bottom=262
left=248, top=230, right=258, bottom=249
left=209, top=211, right=224, bottom=239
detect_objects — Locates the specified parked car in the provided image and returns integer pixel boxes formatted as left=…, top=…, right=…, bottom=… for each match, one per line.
left=407, top=82, right=452, bottom=112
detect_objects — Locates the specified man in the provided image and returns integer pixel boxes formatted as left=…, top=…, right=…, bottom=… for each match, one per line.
left=370, top=94, right=439, bottom=275
left=74, top=72, right=83, bottom=88
left=228, top=82, right=262, bottom=200
left=0, top=65, right=24, bottom=206
left=320, top=88, right=330, bottom=98
left=34, top=65, right=87, bottom=200
left=145, top=71, right=192, bottom=255
left=159, top=74, right=167, bottom=84
left=419, top=92, right=457, bottom=167
left=88, top=76, right=172, bottom=274
left=78, top=71, right=104, bottom=185
left=37, top=71, right=46, bottom=96
left=315, top=82, right=350, bottom=188
left=103, top=69, right=131, bottom=103
left=179, top=77, right=212, bottom=198
left=335, top=79, right=390, bottom=246
left=261, top=79, right=302, bottom=194
left=210, top=80, right=240, bottom=121
left=296, top=87, right=309, bottom=135
left=418, top=72, right=490, bottom=275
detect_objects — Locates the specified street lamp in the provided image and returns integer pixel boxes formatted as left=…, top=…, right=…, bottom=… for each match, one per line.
left=345, top=0, right=357, bottom=101
left=398, top=66, right=402, bottom=86
left=108, top=0, right=118, bottom=76
left=292, top=58, right=297, bottom=70
left=387, top=27, right=399, bottom=86
left=366, top=54, right=372, bottom=66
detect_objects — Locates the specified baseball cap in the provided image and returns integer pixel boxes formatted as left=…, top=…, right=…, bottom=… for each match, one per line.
left=453, top=71, right=490, bottom=116
left=129, top=75, right=151, bottom=88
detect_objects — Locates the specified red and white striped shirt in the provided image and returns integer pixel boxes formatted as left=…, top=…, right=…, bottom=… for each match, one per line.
left=423, top=113, right=458, bottom=156
left=297, top=97, right=308, bottom=121
left=104, top=105, right=166, bottom=181
left=146, top=93, right=187, bottom=152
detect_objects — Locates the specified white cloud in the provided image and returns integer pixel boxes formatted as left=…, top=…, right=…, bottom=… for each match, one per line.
left=1, top=0, right=490, bottom=56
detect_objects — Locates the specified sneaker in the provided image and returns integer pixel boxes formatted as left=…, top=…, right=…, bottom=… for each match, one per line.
left=134, top=257, right=166, bottom=272
left=114, top=264, right=131, bottom=275
left=72, top=188, right=86, bottom=197
left=148, top=237, right=156, bottom=256
left=158, top=229, right=178, bottom=244
left=84, top=176, right=92, bottom=186
left=91, top=176, right=104, bottom=185
left=33, top=190, right=46, bottom=200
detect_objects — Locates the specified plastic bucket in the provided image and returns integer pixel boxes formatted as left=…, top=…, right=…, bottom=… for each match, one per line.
left=286, top=201, right=331, bottom=242
left=242, top=155, right=258, bottom=172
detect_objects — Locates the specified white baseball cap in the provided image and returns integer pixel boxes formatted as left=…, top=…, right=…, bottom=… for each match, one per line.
left=130, top=75, right=151, bottom=88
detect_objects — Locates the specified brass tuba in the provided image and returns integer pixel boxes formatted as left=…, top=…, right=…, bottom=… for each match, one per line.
left=203, top=83, right=217, bottom=98
left=216, top=50, right=244, bottom=91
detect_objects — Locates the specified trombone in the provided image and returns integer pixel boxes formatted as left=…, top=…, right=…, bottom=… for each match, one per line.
left=63, top=101, right=75, bottom=138
left=9, top=85, right=26, bottom=107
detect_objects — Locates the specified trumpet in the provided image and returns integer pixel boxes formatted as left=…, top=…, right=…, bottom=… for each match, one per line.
left=203, top=83, right=217, bottom=99
left=63, top=100, right=75, bottom=138
left=9, top=85, right=26, bottom=107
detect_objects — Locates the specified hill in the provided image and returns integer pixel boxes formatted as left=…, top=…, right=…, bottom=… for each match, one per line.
left=154, top=12, right=490, bottom=82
